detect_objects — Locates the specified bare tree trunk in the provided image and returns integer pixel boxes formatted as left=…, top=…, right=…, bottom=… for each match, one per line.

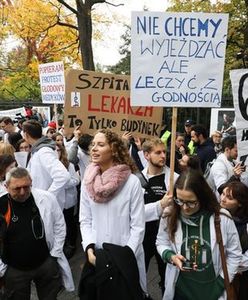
left=76, top=0, right=95, bottom=70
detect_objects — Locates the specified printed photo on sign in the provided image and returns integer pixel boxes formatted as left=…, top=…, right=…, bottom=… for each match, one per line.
left=210, top=108, right=236, bottom=138
left=71, top=92, right=80, bottom=107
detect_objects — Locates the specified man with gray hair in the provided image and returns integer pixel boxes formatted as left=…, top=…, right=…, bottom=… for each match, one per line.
left=0, top=167, right=74, bottom=300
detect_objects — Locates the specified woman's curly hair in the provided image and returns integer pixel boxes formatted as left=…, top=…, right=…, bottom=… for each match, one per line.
left=92, top=129, right=137, bottom=173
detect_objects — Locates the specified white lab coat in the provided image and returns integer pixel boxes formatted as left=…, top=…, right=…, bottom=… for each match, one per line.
left=77, top=149, right=90, bottom=180
left=0, top=181, right=7, bottom=198
left=156, top=209, right=242, bottom=300
left=142, top=166, right=179, bottom=222
left=210, top=153, right=248, bottom=199
left=64, top=163, right=80, bottom=209
left=27, top=147, right=70, bottom=209
left=79, top=173, right=147, bottom=292
left=211, top=153, right=236, bottom=192
left=0, top=188, right=75, bottom=291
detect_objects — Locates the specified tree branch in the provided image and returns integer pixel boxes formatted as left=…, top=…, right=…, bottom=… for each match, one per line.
left=91, top=0, right=124, bottom=6
left=105, top=1, right=124, bottom=7
left=53, top=39, right=79, bottom=53
left=56, top=0, right=78, bottom=15
left=57, top=21, right=78, bottom=30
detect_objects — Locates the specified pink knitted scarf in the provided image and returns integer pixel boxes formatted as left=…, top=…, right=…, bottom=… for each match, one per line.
left=84, top=163, right=131, bottom=203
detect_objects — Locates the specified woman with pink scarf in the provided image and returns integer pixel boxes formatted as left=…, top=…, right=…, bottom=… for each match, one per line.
left=79, top=129, right=148, bottom=299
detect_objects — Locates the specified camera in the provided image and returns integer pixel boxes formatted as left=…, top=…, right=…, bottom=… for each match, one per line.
left=13, top=113, right=26, bottom=124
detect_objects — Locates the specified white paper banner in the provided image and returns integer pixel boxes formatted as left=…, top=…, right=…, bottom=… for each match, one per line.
left=131, top=12, right=229, bottom=107
left=230, top=69, right=248, bottom=162
left=38, top=61, right=65, bottom=104
left=0, top=107, right=26, bottom=120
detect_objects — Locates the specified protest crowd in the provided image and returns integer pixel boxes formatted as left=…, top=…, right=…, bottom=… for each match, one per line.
left=0, top=105, right=246, bottom=300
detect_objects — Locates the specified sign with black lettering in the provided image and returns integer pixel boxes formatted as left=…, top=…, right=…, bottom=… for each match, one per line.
left=131, top=12, right=229, bottom=107
left=230, top=69, right=248, bottom=162
left=64, top=70, right=163, bottom=138
left=38, top=61, right=65, bottom=104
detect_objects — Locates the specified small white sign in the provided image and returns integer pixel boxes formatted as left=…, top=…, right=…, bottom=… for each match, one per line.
left=38, top=61, right=65, bottom=104
left=131, top=12, right=229, bottom=107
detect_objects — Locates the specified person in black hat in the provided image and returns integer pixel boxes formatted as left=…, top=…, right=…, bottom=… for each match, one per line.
left=184, top=119, right=195, bottom=147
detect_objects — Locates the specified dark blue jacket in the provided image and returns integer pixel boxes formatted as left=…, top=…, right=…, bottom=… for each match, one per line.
left=196, top=138, right=216, bottom=173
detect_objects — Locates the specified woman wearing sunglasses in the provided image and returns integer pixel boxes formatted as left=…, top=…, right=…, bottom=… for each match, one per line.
left=156, top=169, right=242, bottom=300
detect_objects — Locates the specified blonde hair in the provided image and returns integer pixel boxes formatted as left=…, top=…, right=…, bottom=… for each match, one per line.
left=142, top=137, right=166, bottom=153
left=211, top=130, right=222, bottom=138
left=0, top=142, right=15, bottom=157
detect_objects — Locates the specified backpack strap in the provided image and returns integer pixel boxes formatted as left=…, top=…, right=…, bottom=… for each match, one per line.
left=135, top=171, right=157, bottom=198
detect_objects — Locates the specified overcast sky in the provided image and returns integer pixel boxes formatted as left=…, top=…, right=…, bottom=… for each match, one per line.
left=93, top=0, right=169, bottom=66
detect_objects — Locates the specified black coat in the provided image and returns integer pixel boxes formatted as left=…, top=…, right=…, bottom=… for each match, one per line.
left=79, top=243, right=143, bottom=300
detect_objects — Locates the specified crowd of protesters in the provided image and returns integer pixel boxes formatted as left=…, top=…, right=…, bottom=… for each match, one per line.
left=0, top=110, right=246, bottom=300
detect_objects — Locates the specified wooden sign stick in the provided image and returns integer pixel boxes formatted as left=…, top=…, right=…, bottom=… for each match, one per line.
left=169, top=107, right=178, bottom=194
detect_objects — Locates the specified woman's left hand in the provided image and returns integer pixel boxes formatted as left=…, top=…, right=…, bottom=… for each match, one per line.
left=171, top=254, right=198, bottom=272
left=170, top=254, right=186, bottom=270
left=87, top=248, right=96, bottom=266
left=160, top=193, right=173, bottom=210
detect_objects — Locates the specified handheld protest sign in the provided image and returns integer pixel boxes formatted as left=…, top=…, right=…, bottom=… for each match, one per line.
left=131, top=11, right=229, bottom=192
left=230, top=69, right=248, bottom=165
left=131, top=12, right=228, bottom=108
left=63, top=70, right=163, bottom=139
left=38, top=61, right=65, bottom=132
left=38, top=61, right=65, bottom=105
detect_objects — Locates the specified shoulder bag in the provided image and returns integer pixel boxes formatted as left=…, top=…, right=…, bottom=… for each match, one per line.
left=214, top=213, right=237, bottom=300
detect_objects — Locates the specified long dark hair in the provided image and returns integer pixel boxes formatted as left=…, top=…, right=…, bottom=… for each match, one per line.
left=167, top=169, right=220, bottom=241
left=223, top=181, right=248, bottom=219
left=56, top=143, right=69, bottom=170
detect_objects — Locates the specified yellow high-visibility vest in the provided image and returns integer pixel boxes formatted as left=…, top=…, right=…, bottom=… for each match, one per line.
left=161, top=130, right=171, bottom=146
left=188, top=140, right=195, bottom=155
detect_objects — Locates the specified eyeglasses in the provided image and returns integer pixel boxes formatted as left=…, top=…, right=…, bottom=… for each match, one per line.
left=174, top=198, right=199, bottom=208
